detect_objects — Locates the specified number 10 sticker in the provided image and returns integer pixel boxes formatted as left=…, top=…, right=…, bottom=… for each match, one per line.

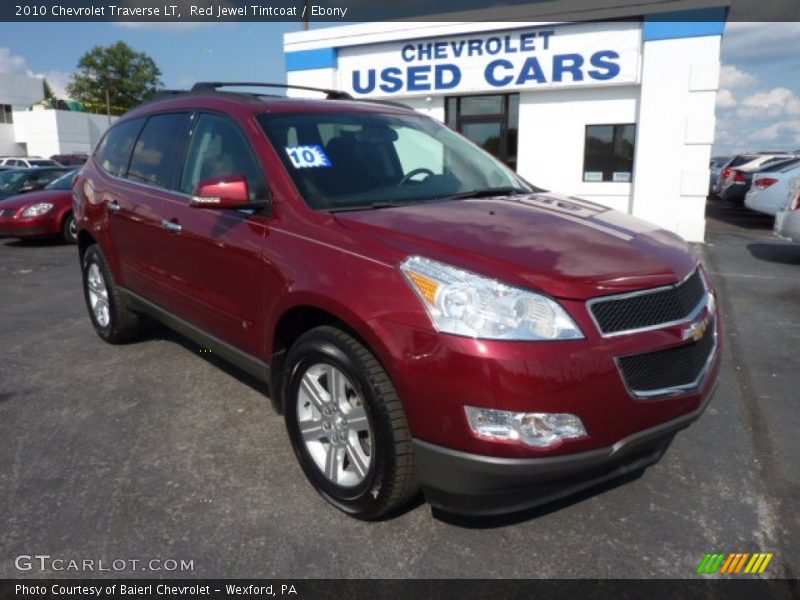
left=285, top=145, right=332, bottom=169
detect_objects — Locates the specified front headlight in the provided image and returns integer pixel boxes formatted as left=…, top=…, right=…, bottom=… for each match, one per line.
left=21, top=203, right=54, bottom=217
left=400, top=256, right=583, bottom=340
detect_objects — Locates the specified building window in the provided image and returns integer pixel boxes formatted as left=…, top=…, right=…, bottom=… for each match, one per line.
left=583, top=124, right=636, bottom=182
left=0, top=105, right=13, bottom=124
left=445, top=94, right=519, bottom=170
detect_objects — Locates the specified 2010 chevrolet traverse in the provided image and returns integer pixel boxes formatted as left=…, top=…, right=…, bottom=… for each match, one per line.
left=73, top=82, right=721, bottom=519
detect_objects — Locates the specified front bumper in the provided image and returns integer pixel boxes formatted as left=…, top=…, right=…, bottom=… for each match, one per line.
left=370, top=295, right=721, bottom=459
left=415, top=384, right=715, bottom=515
left=0, top=215, right=60, bottom=238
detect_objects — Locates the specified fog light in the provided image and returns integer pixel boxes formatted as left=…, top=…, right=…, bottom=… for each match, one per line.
left=465, top=406, right=586, bottom=448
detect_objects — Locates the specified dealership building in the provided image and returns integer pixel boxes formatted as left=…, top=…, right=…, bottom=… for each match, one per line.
left=284, top=4, right=726, bottom=242
left=0, top=72, right=111, bottom=159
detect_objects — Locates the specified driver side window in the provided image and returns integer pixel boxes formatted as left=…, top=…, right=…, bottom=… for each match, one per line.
left=181, top=114, right=268, bottom=201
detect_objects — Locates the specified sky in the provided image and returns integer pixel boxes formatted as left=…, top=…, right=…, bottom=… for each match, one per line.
left=0, top=20, right=799, bottom=155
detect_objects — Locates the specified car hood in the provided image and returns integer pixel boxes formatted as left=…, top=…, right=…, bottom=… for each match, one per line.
left=333, top=193, right=698, bottom=300
left=0, top=189, right=72, bottom=210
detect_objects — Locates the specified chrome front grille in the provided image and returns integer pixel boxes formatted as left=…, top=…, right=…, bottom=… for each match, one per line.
left=588, top=268, right=707, bottom=336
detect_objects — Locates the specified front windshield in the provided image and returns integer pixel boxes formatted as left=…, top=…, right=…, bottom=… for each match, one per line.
left=46, top=170, right=78, bottom=190
left=0, top=170, right=28, bottom=192
left=30, top=160, right=59, bottom=167
left=258, top=111, right=532, bottom=211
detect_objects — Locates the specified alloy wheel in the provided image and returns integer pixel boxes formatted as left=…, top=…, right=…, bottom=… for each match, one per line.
left=296, top=363, right=372, bottom=487
left=86, top=263, right=110, bottom=328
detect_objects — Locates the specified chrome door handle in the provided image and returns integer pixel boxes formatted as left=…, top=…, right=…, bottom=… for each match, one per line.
left=162, top=220, right=182, bottom=233
left=107, top=201, right=121, bottom=213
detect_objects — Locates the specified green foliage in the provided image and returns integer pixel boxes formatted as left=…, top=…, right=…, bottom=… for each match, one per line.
left=43, top=79, right=55, bottom=101
left=67, top=41, right=163, bottom=115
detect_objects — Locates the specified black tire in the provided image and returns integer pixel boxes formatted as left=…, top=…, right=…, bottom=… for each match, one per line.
left=62, top=212, right=77, bottom=244
left=81, top=244, right=142, bottom=343
left=283, top=325, right=419, bottom=520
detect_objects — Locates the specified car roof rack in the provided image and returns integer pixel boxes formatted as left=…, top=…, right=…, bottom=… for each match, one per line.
left=191, top=81, right=353, bottom=100
left=356, top=98, right=414, bottom=110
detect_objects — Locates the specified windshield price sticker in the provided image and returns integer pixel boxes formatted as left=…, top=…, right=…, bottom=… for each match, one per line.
left=285, top=145, right=332, bottom=169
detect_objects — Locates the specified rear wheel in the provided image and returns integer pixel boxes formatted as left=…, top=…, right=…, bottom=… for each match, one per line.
left=81, top=245, right=142, bottom=343
left=283, top=325, right=419, bottom=519
left=62, top=212, right=78, bottom=244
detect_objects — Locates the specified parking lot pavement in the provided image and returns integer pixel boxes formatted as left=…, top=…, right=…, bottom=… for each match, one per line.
left=0, top=203, right=798, bottom=580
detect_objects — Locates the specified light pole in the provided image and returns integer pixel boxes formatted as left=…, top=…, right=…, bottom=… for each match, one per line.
left=90, top=69, right=118, bottom=125
left=105, top=87, right=111, bottom=125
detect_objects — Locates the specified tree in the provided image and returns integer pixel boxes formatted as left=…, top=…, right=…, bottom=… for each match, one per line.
left=67, top=41, right=162, bottom=116
left=43, top=79, right=55, bottom=102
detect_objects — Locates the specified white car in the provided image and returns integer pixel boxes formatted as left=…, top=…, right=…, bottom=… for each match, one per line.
left=774, top=178, right=800, bottom=244
left=744, top=159, right=800, bottom=216
left=0, top=157, right=62, bottom=168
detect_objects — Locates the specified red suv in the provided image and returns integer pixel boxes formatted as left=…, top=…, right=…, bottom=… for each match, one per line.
left=73, top=83, right=721, bottom=519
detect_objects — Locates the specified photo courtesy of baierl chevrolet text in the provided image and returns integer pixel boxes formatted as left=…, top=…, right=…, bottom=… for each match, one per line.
left=0, top=0, right=798, bottom=598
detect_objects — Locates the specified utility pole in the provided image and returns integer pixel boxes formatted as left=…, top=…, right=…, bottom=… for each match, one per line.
left=105, top=87, right=111, bottom=125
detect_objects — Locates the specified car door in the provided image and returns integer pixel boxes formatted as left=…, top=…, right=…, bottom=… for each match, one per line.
left=97, top=113, right=192, bottom=300
left=155, top=112, right=270, bottom=357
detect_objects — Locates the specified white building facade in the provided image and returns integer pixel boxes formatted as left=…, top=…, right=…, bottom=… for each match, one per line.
left=0, top=72, right=111, bottom=158
left=0, top=72, right=44, bottom=156
left=284, top=6, right=726, bottom=241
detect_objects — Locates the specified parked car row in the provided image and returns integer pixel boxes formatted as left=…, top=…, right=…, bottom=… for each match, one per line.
left=0, top=154, right=88, bottom=168
left=0, top=156, right=62, bottom=168
left=710, top=153, right=800, bottom=245
left=712, top=153, right=797, bottom=203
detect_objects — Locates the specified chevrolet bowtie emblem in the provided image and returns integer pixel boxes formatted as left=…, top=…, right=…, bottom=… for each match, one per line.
left=684, top=318, right=709, bottom=342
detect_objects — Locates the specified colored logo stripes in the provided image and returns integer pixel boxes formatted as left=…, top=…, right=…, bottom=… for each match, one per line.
left=697, top=553, right=773, bottom=574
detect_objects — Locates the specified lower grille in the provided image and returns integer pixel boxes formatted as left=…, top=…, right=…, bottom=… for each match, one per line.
left=618, top=320, right=716, bottom=397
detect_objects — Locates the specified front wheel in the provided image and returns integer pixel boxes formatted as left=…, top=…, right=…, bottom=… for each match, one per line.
left=81, top=245, right=143, bottom=343
left=62, top=212, right=77, bottom=244
left=283, top=325, right=419, bottom=520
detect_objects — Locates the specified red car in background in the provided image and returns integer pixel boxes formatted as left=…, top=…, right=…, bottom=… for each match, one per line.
left=0, top=169, right=79, bottom=243
left=72, top=83, right=722, bottom=518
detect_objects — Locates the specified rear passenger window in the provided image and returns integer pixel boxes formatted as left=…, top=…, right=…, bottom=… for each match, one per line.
left=181, top=113, right=268, bottom=201
left=128, top=113, right=192, bottom=189
left=94, top=118, right=145, bottom=177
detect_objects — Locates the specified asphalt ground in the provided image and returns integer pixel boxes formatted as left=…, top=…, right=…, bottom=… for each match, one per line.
left=1, top=198, right=798, bottom=579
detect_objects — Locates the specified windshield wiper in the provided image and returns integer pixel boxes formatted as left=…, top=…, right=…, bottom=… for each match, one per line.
left=326, top=188, right=530, bottom=212
left=439, top=187, right=529, bottom=201
left=327, top=201, right=410, bottom=213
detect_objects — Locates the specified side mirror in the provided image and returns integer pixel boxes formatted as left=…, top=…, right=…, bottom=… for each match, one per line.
left=189, top=174, right=261, bottom=209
